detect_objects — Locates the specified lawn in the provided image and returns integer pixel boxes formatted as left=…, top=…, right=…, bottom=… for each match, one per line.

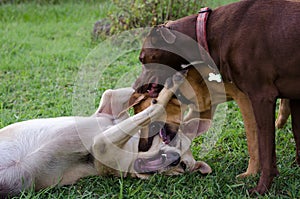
left=0, top=0, right=299, bottom=198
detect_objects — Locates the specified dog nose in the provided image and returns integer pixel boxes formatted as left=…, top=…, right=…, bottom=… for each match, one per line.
left=139, top=51, right=145, bottom=63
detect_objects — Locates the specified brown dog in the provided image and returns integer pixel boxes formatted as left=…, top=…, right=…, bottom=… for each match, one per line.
left=133, top=0, right=300, bottom=194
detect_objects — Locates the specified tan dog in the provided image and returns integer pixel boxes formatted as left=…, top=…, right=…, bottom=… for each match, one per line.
left=0, top=73, right=211, bottom=198
left=131, top=91, right=212, bottom=176
left=174, top=66, right=259, bottom=178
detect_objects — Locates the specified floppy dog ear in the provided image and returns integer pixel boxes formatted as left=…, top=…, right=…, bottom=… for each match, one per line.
left=180, top=118, right=211, bottom=140
left=148, top=26, right=176, bottom=46
left=159, top=28, right=176, bottom=44
left=93, top=88, right=134, bottom=117
left=191, top=161, right=212, bottom=174
left=93, top=89, right=113, bottom=116
left=128, top=93, right=147, bottom=108
left=116, top=92, right=149, bottom=117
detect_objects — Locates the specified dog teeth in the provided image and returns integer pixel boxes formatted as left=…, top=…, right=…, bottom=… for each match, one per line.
left=161, top=153, right=167, bottom=158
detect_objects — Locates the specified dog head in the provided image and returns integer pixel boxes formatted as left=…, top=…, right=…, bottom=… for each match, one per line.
left=132, top=18, right=203, bottom=96
left=130, top=93, right=212, bottom=178
left=93, top=81, right=212, bottom=177
left=133, top=21, right=226, bottom=117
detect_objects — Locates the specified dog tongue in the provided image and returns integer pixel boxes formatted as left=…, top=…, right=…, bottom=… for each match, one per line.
left=148, top=84, right=159, bottom=98
left=134, top=151, right=180, bottom=174
left=159, top=128, right=170, bottom=144
left=147, top=77, right=160, bottom=97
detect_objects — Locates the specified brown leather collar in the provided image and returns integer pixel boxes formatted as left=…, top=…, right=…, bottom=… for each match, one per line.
left=196, top=7, right=212, bottom=53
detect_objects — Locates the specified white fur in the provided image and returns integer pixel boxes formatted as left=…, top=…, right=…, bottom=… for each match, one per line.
left=0, top=88, right=136, bottom=197
left=0, top=76, right=209, bottom=197
left=0, top=117, right=108, bottom=194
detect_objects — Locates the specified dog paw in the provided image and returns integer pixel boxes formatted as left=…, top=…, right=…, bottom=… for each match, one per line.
left=236, top=171, right=256, bottom=179
left=248, top=173, right=275, bottom=195
left=164, top=72, right=185, bottom=89
left=173, top=71, right=186, bottom=83
left=248, top=186, right=268, bottom=196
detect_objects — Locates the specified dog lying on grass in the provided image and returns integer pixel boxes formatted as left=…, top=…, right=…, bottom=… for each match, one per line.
left=0, top=73, right=211, bottom=198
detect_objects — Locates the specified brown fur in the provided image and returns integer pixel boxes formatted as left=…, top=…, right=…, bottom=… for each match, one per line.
left=176, top=67, right=259, bottom=178
left=132, top=93, right=212, bottom=176
left=131, top=92, right=182, bottom=151
left=133, top=0, right=300, bottom=194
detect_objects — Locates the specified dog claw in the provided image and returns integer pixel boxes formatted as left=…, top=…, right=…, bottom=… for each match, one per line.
left=165, top=77, right=174, bottom=89
left=174, top=73, right=183, bottom=82
left=173, top=72, right=185, bottom=82
left=236, top=172, right=252, bottom=179
left=164, top=72, right=185, bottom=90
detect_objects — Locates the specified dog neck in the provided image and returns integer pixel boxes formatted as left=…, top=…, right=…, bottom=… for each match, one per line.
left=196, top=7, right=212, bottom=54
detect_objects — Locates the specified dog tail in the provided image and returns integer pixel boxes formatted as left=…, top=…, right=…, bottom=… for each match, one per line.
left=0, top=183, right=17, bottom=199
left=0, top=139, right=34, bottom=197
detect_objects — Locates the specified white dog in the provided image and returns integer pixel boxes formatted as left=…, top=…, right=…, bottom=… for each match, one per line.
left=0, top=73, right=211, bottom=198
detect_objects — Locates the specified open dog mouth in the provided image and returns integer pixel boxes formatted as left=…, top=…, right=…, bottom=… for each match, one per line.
left=149, top=122, right=177, bottom=145
left=147, top=83, right=162, bottom=98
left=135, top=76, right=164, bottom=98
left=147, top=77, right=163, bottom=98
left=159, top=127, right=171, bottom=144
left=134, top=151, right=180, bottom=174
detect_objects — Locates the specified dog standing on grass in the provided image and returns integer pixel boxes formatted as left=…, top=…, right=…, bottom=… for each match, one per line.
left=133, top=0, right=300, bottom=194
left=0, top=73, right=211, bottom=198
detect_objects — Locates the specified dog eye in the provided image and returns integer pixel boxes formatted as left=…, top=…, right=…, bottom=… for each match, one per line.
left=180, top=162, right=187, bottom=171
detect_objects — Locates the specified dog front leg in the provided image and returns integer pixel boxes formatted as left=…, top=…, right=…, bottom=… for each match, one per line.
left=92, top=95, right=170, bottom=174
left=248, top=94, right=279, bottom=195
left=92, top=72, right=186, bottom=170
left=290, top=100, right=300, bottom=166
left=94, top=72, right=186, bottom=147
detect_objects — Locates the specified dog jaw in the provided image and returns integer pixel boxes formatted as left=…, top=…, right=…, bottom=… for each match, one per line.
left=134, top=150, right=180, bottom=174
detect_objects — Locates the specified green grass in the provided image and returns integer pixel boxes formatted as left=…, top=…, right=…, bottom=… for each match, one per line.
left=1, top=1, right=300, bottom=198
